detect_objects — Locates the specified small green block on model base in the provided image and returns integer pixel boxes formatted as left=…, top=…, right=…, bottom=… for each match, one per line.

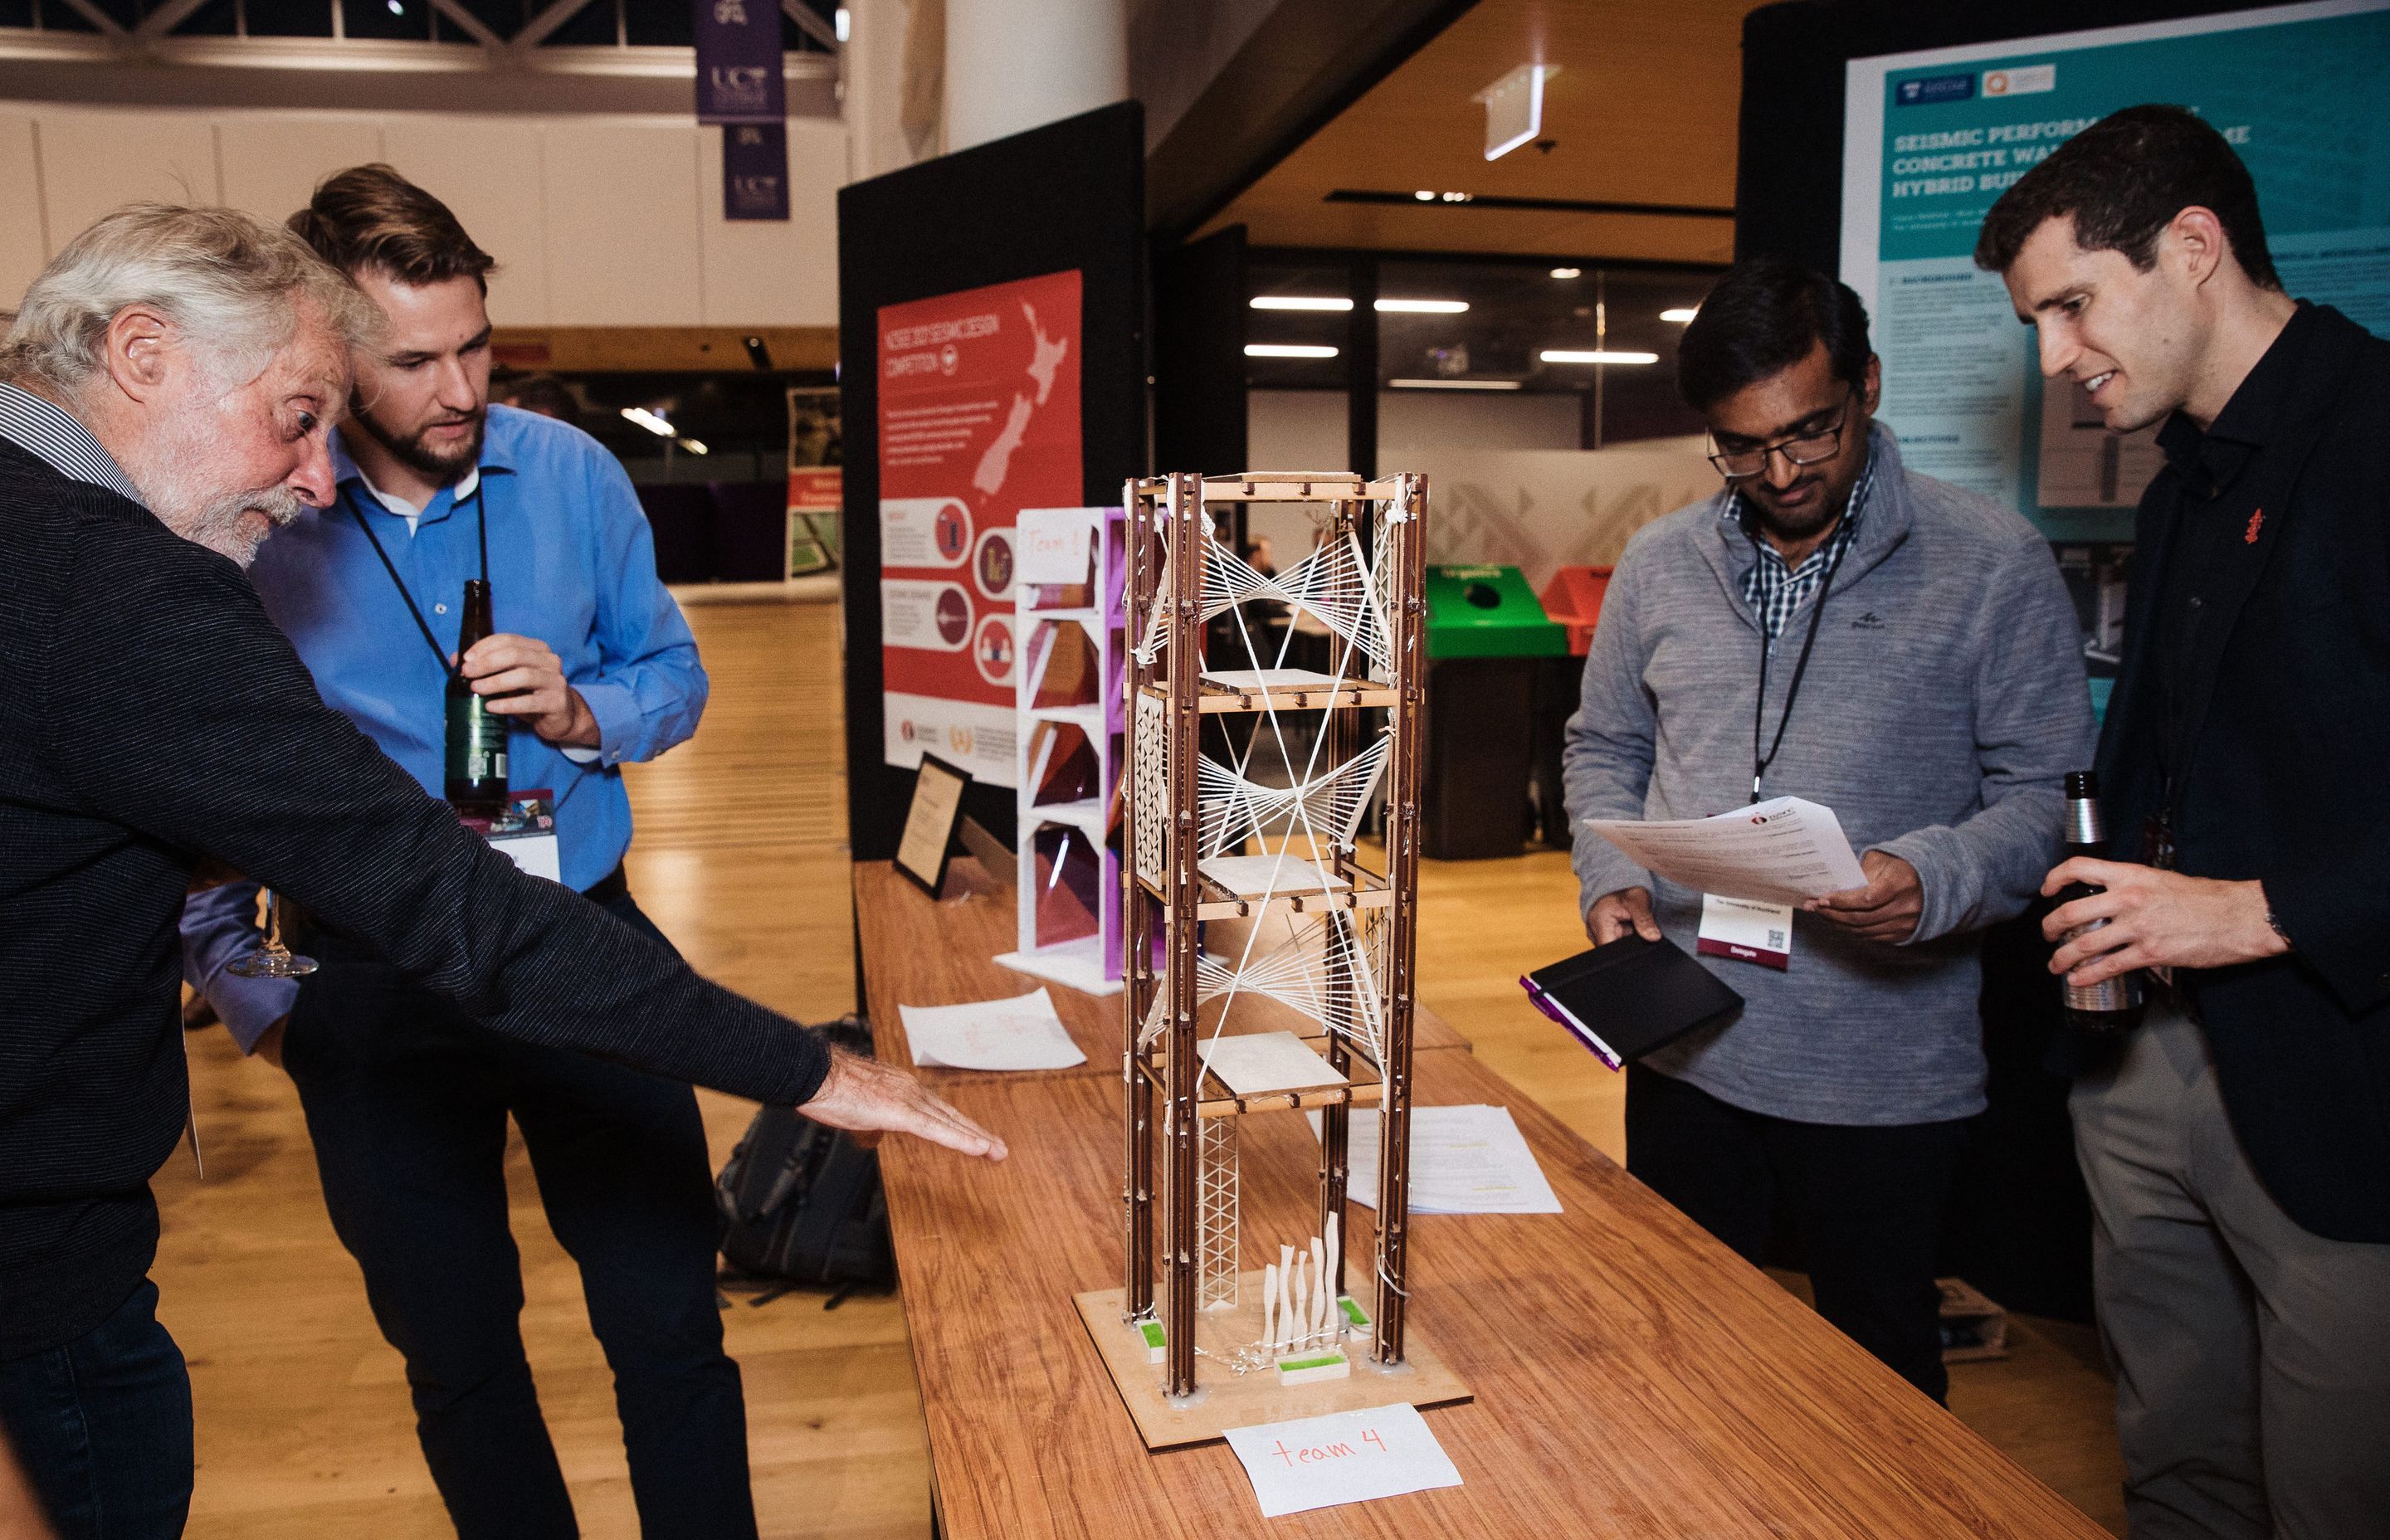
left=1338, top=1296, right=1370, bottom=1328
left=1139, top=1320, right=1166, bottom=1363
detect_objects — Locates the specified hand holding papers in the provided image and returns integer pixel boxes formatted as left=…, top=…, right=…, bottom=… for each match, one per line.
left=1583, top=796, right=1868, bottom=907
left=896, top=987, right=1086, bottom=1071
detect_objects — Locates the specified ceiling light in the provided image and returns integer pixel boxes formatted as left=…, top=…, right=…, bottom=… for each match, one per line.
left=1414, top=190, right=1435, bottom=201
left=1374, top=298, right=1469, bottom=314
left=1549, top=266, right=1582, bottom=279
left=1540, top=349, right=1660, bottom=365
left=834, top=6, right=850, bottom=41
left=1476, top=63, right=1559, bottom=161
left=621, top=407, right=674, bottom=436
left=1388, top=378, right=1523, bottom=391
left=1250, top=295, right=1354, bottom=312
left=1439, top=190, right=1472, bottom=202
left=1661, top=308, right=1699, bottom=323
left=1245, top=344, right=1340, bottom=359
left=676, top=437, right=709, bottom=456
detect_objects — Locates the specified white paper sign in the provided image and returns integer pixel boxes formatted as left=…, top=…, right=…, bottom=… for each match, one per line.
left=897, top=987, right=1086, bottom=1071
left=1014, top=507, right=1093, bottom=584
left=1224, top=1402, right=1461, bottom=1518
left=1583, top=795, right=1868, bottom=906
left=1315, top=1104, right=1563, bottom=1215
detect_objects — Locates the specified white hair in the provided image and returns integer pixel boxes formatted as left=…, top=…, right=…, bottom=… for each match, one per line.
left=0, top=202, right=381, bottom=397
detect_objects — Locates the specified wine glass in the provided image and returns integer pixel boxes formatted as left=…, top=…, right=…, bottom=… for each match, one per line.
left=227, top=889, right=318, bottom=979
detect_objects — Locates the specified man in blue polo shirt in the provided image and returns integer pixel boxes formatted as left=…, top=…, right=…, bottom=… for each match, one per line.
left=181, top=166, right=749, bottom=1539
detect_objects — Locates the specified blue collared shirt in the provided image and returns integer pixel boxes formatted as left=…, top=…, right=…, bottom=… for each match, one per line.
left=182, top=404, right=705, bottom=1047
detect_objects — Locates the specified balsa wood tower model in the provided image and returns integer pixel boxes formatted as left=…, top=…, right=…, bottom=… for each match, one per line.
left=1076, top=470, right=1467, bottom=1447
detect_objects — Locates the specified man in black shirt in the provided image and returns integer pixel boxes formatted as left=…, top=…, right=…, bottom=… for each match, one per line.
left=0, top=205, right=1002, bottom=1540
left=1980, top=107, right=2389, bottom=1539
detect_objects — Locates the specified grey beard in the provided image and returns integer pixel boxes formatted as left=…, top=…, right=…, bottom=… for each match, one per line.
left=163, top=484, right=307, bottom=568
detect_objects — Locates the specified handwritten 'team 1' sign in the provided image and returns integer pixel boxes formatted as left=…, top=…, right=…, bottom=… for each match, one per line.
left=1222, top=1402, right=1463, bottom=1518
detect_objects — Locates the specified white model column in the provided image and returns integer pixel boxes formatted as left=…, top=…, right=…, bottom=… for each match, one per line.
left=944, top=0, right=1129, bottom=153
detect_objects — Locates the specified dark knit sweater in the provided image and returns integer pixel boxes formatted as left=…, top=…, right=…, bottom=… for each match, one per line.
left=0, top=441, right=827, bottom=1357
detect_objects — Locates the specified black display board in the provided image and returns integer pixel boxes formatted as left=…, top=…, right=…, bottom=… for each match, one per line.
left=1735, top=0, right=2271, bottom=269
left=836, top=102, right=1146, bottom=863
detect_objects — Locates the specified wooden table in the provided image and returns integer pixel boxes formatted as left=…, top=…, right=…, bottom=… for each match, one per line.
left=852, top=858, right=1466, bottom=1079
left=856, top=865, right=2105, bottom=1538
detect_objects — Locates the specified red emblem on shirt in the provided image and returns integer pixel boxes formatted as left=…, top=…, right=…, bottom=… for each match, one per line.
left=2245, top=508, right=2265, bottom=544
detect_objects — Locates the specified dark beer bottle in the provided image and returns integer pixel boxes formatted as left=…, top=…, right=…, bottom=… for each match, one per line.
left=444, top=578, right=507, bottom=814
left=2059, top=771, right=2144, bottom=1031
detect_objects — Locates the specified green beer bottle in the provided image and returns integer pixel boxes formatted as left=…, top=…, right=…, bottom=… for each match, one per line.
left=445, top=578, right=507, bottom=814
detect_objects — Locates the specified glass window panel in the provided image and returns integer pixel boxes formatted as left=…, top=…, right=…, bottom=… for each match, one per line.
left=1026, top=719, right=1101, bottom=808
left=1024, top=617, right=1100, bottom=711
left=1031, top=821, right=1102, bottom=948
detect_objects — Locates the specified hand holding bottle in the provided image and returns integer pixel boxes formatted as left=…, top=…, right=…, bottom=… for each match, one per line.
left=458, top=631, right=598, bottom=747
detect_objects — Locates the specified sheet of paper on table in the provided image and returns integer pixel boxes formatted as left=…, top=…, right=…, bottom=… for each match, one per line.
left=1202, top=1031, right=1348, bottom=1095
left=1224, top=1402, right=1462, bottom=1518
left=1313, top=1104, right=1563, bottom=1215
left=1583, top=795, right=1868, bottom=906
left=897, top=987, right=1087, bottom=1071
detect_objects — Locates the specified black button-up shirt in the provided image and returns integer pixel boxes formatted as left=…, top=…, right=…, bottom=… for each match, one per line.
left=2149, top=303, right=2316, bottom=791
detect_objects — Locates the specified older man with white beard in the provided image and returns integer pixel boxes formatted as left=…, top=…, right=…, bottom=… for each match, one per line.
left=0, top=205, right=1003, bottom=1540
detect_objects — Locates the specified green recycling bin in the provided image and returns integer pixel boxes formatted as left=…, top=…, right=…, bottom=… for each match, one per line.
left=1422, top=565, right=1568, bottom=859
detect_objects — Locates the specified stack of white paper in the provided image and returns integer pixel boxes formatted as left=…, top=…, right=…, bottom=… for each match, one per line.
left=1310, top=1104, right=1563, bottom=1215
left=896, top=987, right=1087, bottom=1071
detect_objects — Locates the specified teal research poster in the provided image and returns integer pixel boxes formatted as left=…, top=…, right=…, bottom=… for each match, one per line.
left=1841, top=1, right=2390, bottom=540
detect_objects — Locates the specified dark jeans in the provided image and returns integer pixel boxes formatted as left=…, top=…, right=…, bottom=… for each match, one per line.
left=284, top=892, right=754, bottom=1540
left=1626, top=1062, right=1967, bottom=1402
left=0, top=1279, right=193, bottom=1540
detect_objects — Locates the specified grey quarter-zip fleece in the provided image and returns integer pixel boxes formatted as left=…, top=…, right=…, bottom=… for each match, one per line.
left=1563, top=422, right=2095, bottom=1124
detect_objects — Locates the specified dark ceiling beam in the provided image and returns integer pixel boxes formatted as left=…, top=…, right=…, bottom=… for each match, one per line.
left=779, top=0, right=839, bottom=52
left=1145, top=0, right=1480, bottom=242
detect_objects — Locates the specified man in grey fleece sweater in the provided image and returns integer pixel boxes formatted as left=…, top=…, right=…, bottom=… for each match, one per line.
left=1563, top=259, right=2093, bottom=1401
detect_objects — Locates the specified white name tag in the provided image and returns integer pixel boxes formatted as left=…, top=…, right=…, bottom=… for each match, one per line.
left=488, top=830, right=563, bottom=884
left=1698, top=893, right=1793, bottom=971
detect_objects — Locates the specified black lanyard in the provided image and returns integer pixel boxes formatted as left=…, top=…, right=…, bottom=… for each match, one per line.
left=1749, top=522, right=1853, bottom=804
left=343, top=480, right=489, bottom=680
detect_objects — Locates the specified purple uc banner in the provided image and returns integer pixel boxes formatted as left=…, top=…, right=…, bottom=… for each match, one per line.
left=694, top=0, right=784, bottom=125
left=724, top=123, right=791, bottom=221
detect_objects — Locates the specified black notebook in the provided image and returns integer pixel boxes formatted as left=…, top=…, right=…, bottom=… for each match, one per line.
left=1520, top=933, right=1744, bottom=1070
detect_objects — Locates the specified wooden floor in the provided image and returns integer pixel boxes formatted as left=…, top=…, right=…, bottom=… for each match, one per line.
left=155, top=598, right=2125, bottom=1538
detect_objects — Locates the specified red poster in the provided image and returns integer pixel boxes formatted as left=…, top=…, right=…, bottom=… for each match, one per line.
left=877, top=270, right=1081, bottom=787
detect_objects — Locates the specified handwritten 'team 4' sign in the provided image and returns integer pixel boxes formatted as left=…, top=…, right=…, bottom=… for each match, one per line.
left=1224, top=1403, right=1463, bottom=1518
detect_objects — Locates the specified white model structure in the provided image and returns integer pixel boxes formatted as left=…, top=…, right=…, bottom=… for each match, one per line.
left=998, top=505, right=1127, bottom=996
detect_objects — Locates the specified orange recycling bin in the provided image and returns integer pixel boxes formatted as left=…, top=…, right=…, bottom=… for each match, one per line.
left=1539, top=565, right=1613, bottom=655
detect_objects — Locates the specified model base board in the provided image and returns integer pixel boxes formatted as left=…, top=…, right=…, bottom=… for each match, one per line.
left=1071, top=1278, right=1471, bottom=1450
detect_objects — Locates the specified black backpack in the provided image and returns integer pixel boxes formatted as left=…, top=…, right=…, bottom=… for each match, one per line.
left=715, top=1014, right=896, bottom=1304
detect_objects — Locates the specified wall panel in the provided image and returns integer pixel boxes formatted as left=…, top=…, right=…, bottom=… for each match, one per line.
left=383, top=118, right=553, bottom=327
left=216, top=116, right=387, bottom=227
left=34, top=109, right=222, bottom=253
left=695, top=117, right=841, bottom=327
left=543, top=120, right=702, bottom=327
left=0, top=115, right=46, bottom=305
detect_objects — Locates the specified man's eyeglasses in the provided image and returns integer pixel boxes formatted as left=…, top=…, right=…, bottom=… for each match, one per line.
left=1707, top=389, right=1856, bottom=480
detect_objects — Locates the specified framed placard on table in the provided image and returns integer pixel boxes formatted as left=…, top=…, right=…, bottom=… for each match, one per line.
left=895, top=754, right=972, bottom=895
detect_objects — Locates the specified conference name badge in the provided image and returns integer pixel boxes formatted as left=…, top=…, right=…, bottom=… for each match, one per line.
left=1697, top=893, right=1793, bottom=971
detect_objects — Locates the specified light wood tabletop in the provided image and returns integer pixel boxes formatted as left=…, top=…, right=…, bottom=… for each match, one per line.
left=852, top=858, right=1468, bottom=1079
left=867, top=1048, right=2106, bottom=1536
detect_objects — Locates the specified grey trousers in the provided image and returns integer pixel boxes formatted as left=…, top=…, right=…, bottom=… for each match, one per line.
left=2071, top=1005, right=2390, bottom=1540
